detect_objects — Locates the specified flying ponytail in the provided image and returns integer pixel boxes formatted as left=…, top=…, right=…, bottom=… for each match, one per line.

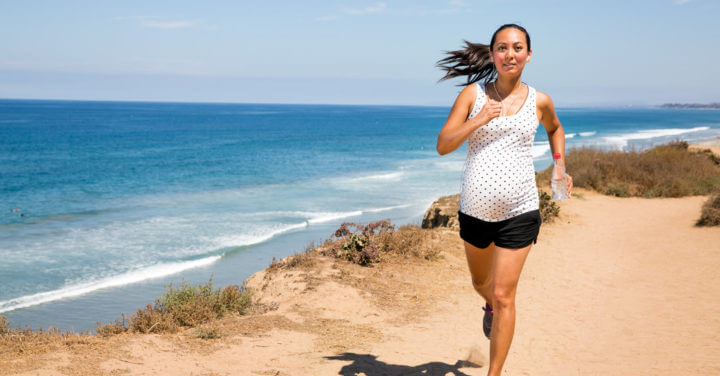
left=436, top=24, right=531, bottom=87
left=436, top=40, right=495, bottom=87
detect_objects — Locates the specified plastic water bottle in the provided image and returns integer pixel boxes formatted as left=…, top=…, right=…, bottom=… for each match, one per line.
left=551, top=153, right=568, bottom=201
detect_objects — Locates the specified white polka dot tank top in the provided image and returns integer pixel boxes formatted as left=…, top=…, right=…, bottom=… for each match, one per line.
left=459, top=82, right=540, bottom=222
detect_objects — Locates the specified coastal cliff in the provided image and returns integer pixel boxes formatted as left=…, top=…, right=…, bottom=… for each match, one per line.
left=3, top=186, right=720, bottom=375
left=2, top=142, right=720, bottom=376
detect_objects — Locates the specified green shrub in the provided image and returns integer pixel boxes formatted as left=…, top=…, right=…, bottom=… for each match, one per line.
left=321, top=220, right=440, bottom=265
left=95, top=277, right=252, bottom=335
left=324, top=220, right=395, bottom=265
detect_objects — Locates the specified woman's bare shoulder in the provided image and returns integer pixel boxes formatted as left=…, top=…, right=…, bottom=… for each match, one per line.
left=533, top=89, right=561, bottom=125
left=459, top=82, right=479, bottom=99
left=535, top=89, right=553, bottom=107
left=452, top=83, right=480, bottom=115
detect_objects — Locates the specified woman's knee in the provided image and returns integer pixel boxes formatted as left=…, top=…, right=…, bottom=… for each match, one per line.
left=491, top=286, right=516, bottom=309
left=471, top=276, right=490, bottom=294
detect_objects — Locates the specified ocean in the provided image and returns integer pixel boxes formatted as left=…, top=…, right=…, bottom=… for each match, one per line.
left=1, top=99, right=719, bottom=332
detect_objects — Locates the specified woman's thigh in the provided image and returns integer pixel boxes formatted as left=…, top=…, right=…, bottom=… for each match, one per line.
left=491, top=243, right=532, bottom=301
left=464, top=241, right=494, bottom=287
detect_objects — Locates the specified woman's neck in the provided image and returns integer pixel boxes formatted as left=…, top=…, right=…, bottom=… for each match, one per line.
left=494, top=76, right=523, bottom=97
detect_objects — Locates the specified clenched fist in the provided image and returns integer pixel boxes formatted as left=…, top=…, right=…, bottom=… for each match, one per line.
left=476, top=99, right=503, bottom=126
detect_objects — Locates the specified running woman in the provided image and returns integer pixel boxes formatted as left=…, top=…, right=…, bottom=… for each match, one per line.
left=435, top=24, right=573, bottom=375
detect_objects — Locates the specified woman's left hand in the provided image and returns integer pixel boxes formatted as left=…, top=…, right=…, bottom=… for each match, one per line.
left=548, top=173, right=573, bottom=197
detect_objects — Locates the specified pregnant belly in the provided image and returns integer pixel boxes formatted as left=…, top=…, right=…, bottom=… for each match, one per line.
left=462, top=169, right=535, bottom=209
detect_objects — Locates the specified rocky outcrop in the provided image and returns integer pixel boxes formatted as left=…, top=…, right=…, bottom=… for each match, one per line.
left=421, top=193, right=460, bottom=230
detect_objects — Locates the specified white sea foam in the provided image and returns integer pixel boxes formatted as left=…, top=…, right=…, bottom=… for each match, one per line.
left=0, top=256, right=221, bottom=314
left=363, top=204, right=413, bottom=213
left=254, top=210, right=359, bottom=221
left=603, top=126, right=710, bottom=148
left=212, top=222, right=309, bottom=249
left=253, top=205, right=410, bottom=224
left=343, top=171, right=404, bottom=182
left=307, top=211, right=363, bottom=224
left=532, top=143, right=551, bottom=159
left=579, top=131, right=597, bottom=137
left=566, top=133, right=576, bottom=138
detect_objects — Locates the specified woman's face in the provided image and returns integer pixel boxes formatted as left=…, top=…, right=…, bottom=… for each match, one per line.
left=491, top=28, right=531, bottom=78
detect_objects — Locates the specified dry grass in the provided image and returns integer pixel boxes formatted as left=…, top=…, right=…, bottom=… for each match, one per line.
left=0, top=278, right=252, bottom=359
left=0, top=315, right=99, bottom=357
left=194, top=325, right=226, bottom=340
left=536, top=140, right=720, bottom=198
left=375, top=224, right=441, bottom=261
left=691, top=147, right=720, bottom=165
left=268, top=242, right=317, bottom=271
left=696, top=187, right=720, bottom=226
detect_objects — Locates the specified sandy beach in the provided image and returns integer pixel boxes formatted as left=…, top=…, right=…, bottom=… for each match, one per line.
left=3, top=183, right=719, bottom=376
left=689, top=137, right=720, bottom=158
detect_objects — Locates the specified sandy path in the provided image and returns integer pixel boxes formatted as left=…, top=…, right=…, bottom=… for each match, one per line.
left=515, top=190, right=720, bottom=375
left=5, top=188, right=720, bottom=375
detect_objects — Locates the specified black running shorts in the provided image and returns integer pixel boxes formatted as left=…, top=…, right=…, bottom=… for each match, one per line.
left=458, top=209, right=541, bottom=249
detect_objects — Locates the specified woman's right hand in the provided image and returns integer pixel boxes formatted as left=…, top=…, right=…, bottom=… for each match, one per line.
left=437, top=85, right=503, bottom=156
left=475, top=99, right=503, bottom=126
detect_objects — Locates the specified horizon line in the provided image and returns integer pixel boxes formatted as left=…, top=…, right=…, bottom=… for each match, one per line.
left=0, top=96, right=672, bottom=110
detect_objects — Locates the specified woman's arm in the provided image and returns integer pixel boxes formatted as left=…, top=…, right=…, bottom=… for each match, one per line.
left=436, top=84, right=502, bottom=155
left=537, top=90, right=573, bottom=195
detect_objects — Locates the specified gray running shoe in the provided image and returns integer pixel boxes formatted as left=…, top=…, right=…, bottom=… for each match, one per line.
left=482, top=302, right=493, bottom=339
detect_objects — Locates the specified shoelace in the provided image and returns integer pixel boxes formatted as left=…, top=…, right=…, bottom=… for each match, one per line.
left=483, top=303, right=493, bottom=314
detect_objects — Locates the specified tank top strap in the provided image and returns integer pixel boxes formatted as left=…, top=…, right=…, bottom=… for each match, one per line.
left=476, top=82, right=485, bottom=97
left=526, top=85, right=537, bottom=117
left=467, top=82, right=487, bottom=120
left=475, top=82, right=486, bottom=103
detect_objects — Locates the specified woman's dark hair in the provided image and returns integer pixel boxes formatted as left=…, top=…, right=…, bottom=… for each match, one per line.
left=436, top=24, right=531, bottom=86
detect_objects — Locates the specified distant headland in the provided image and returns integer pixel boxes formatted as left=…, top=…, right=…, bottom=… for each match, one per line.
left=660, top=103, right=720, bottom=109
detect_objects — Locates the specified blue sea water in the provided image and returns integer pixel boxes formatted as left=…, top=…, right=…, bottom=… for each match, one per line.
left=1, top=99, right=719, bottom=331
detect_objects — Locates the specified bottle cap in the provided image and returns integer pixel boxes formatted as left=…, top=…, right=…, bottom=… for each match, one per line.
left=553, top=153, right=562, bottom=159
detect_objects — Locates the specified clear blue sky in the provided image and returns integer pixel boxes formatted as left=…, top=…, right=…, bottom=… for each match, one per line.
left=1, top=0, right=717, bottom=107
